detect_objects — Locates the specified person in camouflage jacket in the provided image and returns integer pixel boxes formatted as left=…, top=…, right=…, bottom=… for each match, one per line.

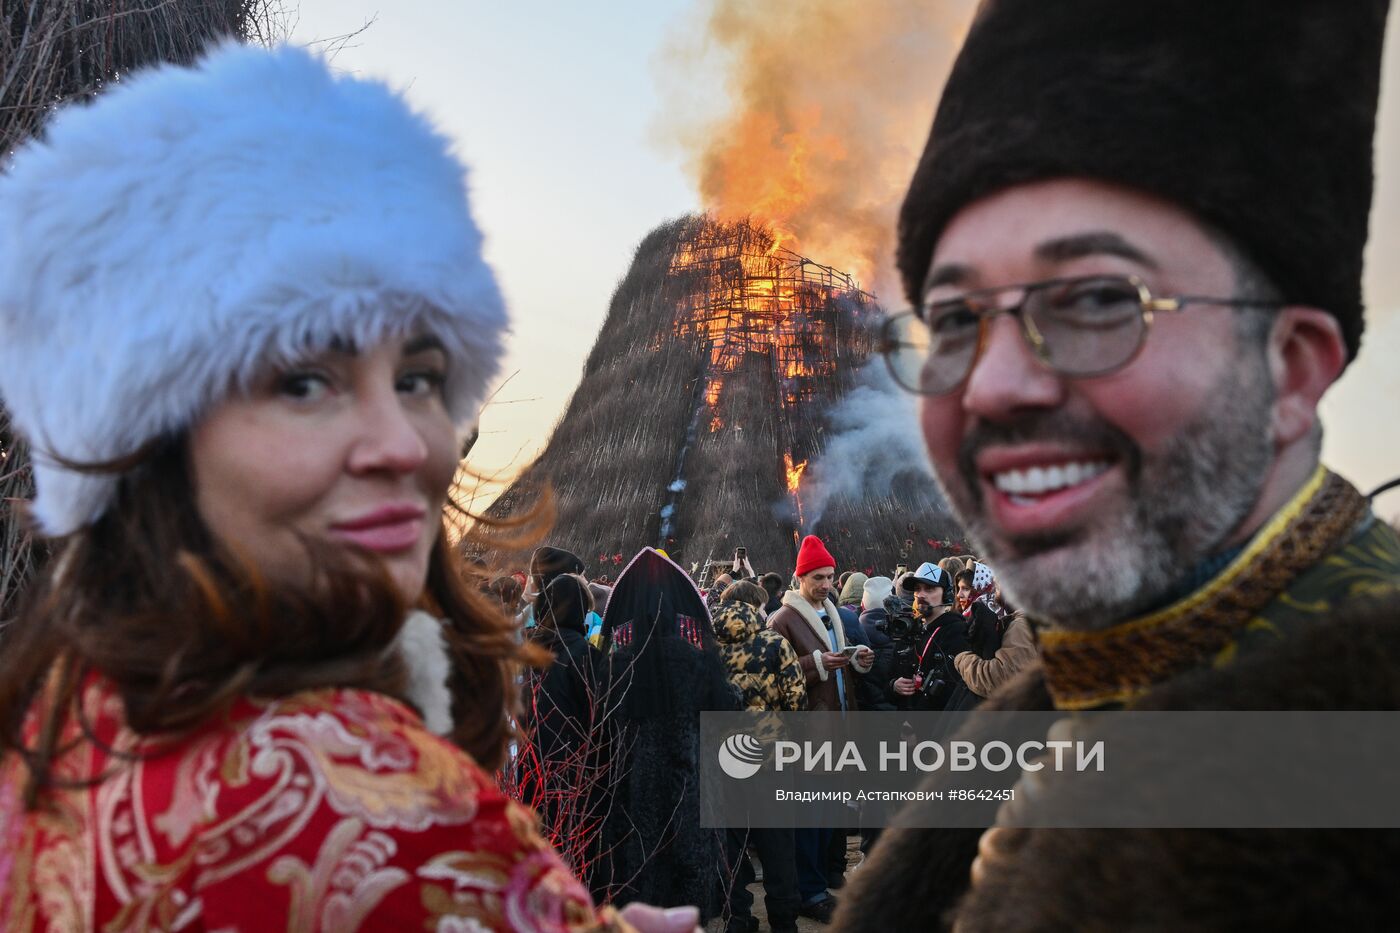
left=713, top=580, right=806, bottom=932
left=712, top=583, right=807, bottom=712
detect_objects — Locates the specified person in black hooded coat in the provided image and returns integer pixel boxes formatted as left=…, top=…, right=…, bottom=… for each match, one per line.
left=596, top=548, right=740, bottom=923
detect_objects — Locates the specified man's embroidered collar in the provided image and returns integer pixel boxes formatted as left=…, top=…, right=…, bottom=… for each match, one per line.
left=1037, top=467, right=1367, bottom=710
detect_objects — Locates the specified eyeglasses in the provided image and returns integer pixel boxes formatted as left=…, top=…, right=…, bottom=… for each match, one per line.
left=879, top=274, right=1284, bottom=396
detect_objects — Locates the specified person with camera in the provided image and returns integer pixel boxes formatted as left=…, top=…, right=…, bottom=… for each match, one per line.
left=885, top=563, right=969, bottom=712
left=705, top=547, right=756, bottom=615
left=731, top=546, right=757, bottom=581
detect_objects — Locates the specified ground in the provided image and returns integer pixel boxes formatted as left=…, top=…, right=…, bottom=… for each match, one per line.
left=705, top=835, right=863, bottom=933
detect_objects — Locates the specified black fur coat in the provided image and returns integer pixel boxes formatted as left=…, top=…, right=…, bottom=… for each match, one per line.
left=833, top=594, right=1400, bottom=932
left=596, top=637, right=738, bottom=921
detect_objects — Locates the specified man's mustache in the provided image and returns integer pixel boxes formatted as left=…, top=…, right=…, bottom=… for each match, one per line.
left=956, top=411, right=1142, bottom=505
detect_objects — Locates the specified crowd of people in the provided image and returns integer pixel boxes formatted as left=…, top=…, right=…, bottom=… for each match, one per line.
left=490, top=536, right=1034, bottom=931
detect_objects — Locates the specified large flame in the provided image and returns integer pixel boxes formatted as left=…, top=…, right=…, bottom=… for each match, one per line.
left=785, top=451, right=808, bottom=530
left=657, top=0, right=976, bottom=296
left=784, top=452, right=808, bottom=493
left=670, top=219, right=866, bottom=434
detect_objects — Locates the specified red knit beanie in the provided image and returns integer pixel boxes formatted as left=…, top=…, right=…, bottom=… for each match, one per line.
left=795, top=535, right=837, bottom=578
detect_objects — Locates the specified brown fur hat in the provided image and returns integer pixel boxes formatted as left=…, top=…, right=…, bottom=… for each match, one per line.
left=898, top=0, right=1390, bottom=361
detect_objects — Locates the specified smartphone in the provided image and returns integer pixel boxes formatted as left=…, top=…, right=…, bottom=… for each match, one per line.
left=735, top=546, right=747, bottom=558
left=839, top=645, right=864, bottom=657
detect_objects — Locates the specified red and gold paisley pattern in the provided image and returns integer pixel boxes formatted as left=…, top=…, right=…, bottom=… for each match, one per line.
left=0, top=678, right=633, bottom=932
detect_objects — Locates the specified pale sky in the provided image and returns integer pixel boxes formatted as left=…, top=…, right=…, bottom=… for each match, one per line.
left=289, top=3, right=1400, bottom=519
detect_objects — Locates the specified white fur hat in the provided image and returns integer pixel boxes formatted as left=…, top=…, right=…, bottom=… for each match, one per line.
left=0, top=42, right=506, bottom=535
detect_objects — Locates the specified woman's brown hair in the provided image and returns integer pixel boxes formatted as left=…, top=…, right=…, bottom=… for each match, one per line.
left=938, top=556, right=968, bottom=577
left=720, top=579, right=769, bottom=609
left=0, top=437, right=546, bottom=807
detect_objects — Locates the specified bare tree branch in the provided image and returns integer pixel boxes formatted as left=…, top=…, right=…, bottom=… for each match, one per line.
left=0, top=0, right=290, bottom=625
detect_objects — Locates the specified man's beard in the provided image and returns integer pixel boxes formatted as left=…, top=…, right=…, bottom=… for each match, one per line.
left=935, top=354, right=1275, bottom=629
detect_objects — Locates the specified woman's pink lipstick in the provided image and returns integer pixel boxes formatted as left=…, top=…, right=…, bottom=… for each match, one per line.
left=330, top=504, right=426, bottom=553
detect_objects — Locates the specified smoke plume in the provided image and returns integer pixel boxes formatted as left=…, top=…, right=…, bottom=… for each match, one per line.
left=800, top=359, right=938, bottom=534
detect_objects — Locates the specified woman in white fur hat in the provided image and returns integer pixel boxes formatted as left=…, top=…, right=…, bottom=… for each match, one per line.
left=0, top=43, right=696, bottom=933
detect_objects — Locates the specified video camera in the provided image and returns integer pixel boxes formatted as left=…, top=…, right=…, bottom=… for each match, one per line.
left=884, top=593, right=920, bottom=642
left=883, top=593, right=954, bottom=706
left=885, top=595, right=930, bottom=678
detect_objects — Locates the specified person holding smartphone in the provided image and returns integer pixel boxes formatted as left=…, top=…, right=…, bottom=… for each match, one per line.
left=767, top=535, right=875, bottom=921
left=731, top=545, right=756, bottom=580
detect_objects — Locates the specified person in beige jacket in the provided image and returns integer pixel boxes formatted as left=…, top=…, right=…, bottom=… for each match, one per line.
left=953, top=612, right=1036, bottom=698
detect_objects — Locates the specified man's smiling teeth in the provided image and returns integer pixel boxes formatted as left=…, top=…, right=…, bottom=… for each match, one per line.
left=992, top=461, right=1111, bottom=496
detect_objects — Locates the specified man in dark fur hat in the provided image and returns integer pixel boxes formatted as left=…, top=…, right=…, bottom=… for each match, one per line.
left=840, top=2, right=1400, bottom=930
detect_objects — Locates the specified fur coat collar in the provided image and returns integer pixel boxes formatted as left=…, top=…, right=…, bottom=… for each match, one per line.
left=780, top=590, right=847, bottom=649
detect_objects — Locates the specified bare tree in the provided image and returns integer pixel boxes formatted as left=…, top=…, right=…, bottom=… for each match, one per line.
left=0, top=0, right=288, bottom=624
left=502, top=665, right=635, bottom=888
left=501, top=620, right=734, bottom=915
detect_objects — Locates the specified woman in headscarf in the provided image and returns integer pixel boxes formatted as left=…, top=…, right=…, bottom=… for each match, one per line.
left=952, top=564, right=1003, bottom=655
left=596, top=549, right=740, bottom=923
left=0, top=43, right=694, bottom=933
left=945, top=563, right=1010, bottom=710
left=949, top=564, right=1036, bottom=701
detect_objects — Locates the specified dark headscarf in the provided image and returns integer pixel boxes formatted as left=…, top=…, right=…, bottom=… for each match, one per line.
left=534, top=573, right=591, bottom=635
left=529, top=545, right=585, bottom=593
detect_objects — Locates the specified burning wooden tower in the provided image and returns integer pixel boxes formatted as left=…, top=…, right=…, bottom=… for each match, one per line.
left=486, top=214, right=957, bottom=576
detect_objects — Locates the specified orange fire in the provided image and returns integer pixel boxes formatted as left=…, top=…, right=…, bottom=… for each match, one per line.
left=785, top=451, right=808, bottom=530
left=784, top=359, right=811, bottom=379
left=784, top=452, right=808, bottom=493
left=671, top=219, right=863, bottom=434
left=657, top=0, right=977, bottom=522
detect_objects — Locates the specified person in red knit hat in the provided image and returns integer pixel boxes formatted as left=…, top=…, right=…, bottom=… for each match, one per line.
left=769, top=536, right=874, bottom=709
left=767, top=535, right=874, bottom=922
